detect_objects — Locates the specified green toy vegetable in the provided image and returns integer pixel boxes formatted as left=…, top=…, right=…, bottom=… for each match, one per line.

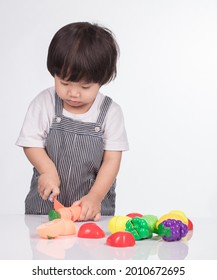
left=142, top=215, right=158, bottom=234
left=48, top=210, right=61, bottom=221
left=125, top=217, right=153, bottom=240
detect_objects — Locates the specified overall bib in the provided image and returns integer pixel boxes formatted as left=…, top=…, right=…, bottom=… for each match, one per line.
left=25, top=94, right=116, bottom=215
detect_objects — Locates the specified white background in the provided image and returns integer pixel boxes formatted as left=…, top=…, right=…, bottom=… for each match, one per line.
left=1, top=0, right=217, bottom=218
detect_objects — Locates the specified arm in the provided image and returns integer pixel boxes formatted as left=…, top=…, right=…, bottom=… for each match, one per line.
left=24, top=147, right=60, bottom=200
left=73, top=150, right=122, bottom=221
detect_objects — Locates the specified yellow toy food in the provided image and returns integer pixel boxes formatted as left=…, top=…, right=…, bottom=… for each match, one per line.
left=156, top=210, right=188, bottom=228
left=169, top=210, right=188, bottom=225
left=108, top=216, right=131, bottom=233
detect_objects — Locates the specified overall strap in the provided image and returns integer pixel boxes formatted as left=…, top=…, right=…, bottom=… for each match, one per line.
left=96, top=96, right=112, bottom=125
left=55, top=93, right=63, bottom=116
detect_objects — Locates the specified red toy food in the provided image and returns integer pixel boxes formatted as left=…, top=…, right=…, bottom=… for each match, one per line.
left=126, top=213, right=143, bottom=218
left=77, top=223, right=105, bottom=238
left=187, top=219, right=193, bottom=230
left=106, top=231, right=135, bottom=247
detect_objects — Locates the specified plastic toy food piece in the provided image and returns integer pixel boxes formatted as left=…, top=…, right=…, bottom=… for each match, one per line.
left=61, top=219, right=76, bottom=236
left=108, top=216, right=131, bottom=233
left=70, top=206, right=81, bottom=221
left=56, top=206, right=81, bottom=221
left=106, top=231, right=135, bottom=247
left=36, top=218, right=76, bottom=239
left=156, top=212, right=188, bottom=228
left=53, top=198, right=64, bottom=210
left=57, top=207, right=72, bottom=220
left=169, top=210, right=188, bottom=225
left=142, top=215, right=158, bottom=233
left=187, top=219, right=193, bottom=230
left=126, top=213, right=143, bottom=218
left=51, top=197, right=81, bottom=221
left=48, top=210, right=61, bottom=221
left=36, top=219, right=64, bottom=239
left=77, top=223, right=105, bottom=238
left=125, top=217, right=153, bottom=240
left=158, top=219, right=188, bottom=241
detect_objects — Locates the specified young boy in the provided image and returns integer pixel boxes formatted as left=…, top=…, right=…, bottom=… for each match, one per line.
left=16, top=22, right=129, bottom=221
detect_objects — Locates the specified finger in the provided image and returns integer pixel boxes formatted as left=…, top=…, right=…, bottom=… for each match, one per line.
left=94, top=212, right=101, bottom=221
left=79, top=206, right=89, bottom=221
left=72, top=200, right=81, bottom=206
left=38, top=186, right=45, bottom=198
left=42, top=188, right=51, bottom=200
left=51, top=186, right=60, bottom=198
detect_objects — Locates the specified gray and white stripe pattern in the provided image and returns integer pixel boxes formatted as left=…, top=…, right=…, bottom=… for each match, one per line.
left=25, top=93, right=116, bottom=215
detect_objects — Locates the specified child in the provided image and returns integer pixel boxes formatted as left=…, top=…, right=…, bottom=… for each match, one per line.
left=16, top=22, right=129, bottom=221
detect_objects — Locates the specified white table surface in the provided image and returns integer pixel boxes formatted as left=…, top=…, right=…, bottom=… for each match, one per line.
left=0, top=214, right=215, bottom=260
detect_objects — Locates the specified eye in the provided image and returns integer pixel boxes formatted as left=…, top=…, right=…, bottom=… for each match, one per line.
left=60, top=80, right=69, bottom=86
left=82, top=85, right=91, bottom=89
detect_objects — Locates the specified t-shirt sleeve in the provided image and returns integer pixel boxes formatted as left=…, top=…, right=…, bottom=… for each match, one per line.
left=103, top=102, right=129, bottom=151
left=16, top=89, right=54, bottom=148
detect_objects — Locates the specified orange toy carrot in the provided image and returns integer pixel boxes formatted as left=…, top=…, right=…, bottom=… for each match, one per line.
left=56, top=206, right=81, bottom=221
left=69, top=206, right=81, bottom=221
left=53, top=198, right=64, bottom=210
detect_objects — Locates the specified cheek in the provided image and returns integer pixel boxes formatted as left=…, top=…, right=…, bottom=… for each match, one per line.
left=55, top=84, right=65, bottom=98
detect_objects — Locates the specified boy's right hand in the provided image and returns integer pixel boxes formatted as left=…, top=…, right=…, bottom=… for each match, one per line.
left=38, top=172, right=60, bottom=200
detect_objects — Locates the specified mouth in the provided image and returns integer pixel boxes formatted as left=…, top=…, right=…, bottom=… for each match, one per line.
left=67, top=100, right=81, bottom=106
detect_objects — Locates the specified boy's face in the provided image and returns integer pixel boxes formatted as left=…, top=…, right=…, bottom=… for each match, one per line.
left=55, top=75, right=101, bottom=114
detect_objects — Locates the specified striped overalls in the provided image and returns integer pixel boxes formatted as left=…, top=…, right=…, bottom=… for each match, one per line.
left=25, top=94, right=116, bottom=215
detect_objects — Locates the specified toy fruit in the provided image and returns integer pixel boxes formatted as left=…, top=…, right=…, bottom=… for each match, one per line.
left=36, top=219, right=64, bottom=239
left=48, top=210, right=61, bottom=221
left=77, top=223, right=105, bottom=238
left=142, top=215, right=158, bottom=233
left=158, top=219, right=188, bottom=241
left=108, top=216, right=131, bottom=233
left=125, top=217, right=153, bottom=240
left=188, top=219, right=193, bottom=230
left=126, top=213, right=143, bottom=218
left=169, top=210, right=188, bottom=225
left=156, top=212, right=188, bottom=227
left=106, top=232, right=135, bottom=247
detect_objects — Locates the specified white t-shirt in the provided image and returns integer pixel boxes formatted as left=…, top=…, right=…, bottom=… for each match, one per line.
left=16, top=87, right=129, bottom=151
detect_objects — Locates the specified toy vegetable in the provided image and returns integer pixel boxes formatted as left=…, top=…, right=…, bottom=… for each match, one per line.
left=77, top=223, right=105, bottom=239
left=36, top=218, right=76, bottom=239
left=48, top=210, right=61, bottom=221
left=106, top=232, right=135, bottom=247
left=142, top=215, right=158, bottom=233
left=56, top=205, right=81, bottom=221
left=125, top=217, right=153, bottom=240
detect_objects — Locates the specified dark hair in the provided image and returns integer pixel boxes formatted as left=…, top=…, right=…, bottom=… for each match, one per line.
left=47, top=22, right=119, bottom=85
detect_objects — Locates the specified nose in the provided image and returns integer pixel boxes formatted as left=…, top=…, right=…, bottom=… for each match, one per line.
left=68, top=84, right=80, bottom=98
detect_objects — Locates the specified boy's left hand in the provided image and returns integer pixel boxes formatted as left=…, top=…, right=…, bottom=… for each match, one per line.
left=72, top=193, right=101, bottom=221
